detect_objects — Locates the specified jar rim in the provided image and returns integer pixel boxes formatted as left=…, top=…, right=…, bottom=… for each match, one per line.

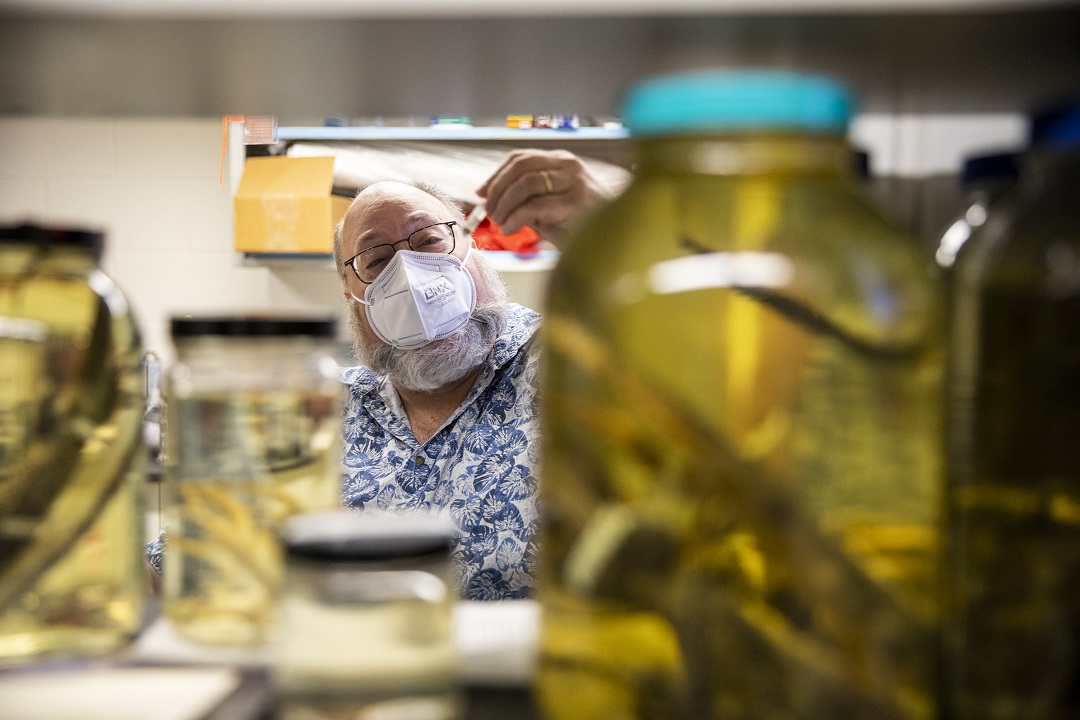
left=281, top=511, right=457, bottom=562
left=171, top=313, right=337, bottom=339
left=0, top=223, right=104, bottom=258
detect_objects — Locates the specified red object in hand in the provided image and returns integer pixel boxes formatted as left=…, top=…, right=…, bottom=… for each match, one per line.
left=469, top=216, right=541, bottom=254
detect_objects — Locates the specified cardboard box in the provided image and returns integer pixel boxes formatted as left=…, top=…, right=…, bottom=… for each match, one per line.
left=233, top=155, right=351, bottom=254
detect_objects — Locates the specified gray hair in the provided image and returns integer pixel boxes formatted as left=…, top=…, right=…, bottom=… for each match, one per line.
left=333, top=181, right=468, bottom=284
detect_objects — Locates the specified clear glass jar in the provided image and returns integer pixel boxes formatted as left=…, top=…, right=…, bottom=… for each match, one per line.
left=0, top=223, right=145, bottom=663
left=275, top=510, right=460, bottom=720
left=945, top=105, right=1080, bottom=719
left=162, top=315, right=343, bottom=647
left=538, top=72, right=944, bottom=720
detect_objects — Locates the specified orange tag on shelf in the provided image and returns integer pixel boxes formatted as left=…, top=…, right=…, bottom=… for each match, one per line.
left=219, top=115, right=245, bottom=185
left=218, top=116, right=279, bottom=185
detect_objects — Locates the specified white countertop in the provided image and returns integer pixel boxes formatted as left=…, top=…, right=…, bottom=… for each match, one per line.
left=132, top=599, right=541, bottom=686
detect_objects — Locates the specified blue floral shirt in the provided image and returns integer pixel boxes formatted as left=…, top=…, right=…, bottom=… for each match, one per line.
left=340, top=304, right=542, bottom=601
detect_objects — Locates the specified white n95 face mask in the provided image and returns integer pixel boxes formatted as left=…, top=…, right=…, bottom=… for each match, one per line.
left=350, top=248, right=477, bottom=349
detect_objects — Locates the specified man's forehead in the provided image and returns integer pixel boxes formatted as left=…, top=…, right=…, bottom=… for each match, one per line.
left=344, top=186, right=447, bottom=247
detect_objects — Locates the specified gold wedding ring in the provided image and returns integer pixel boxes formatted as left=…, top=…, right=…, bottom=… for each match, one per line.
left=540, top=169, right=555, bottom=194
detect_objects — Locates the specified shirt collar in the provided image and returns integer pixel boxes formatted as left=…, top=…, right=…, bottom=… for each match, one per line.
left=489, top=303, right=541, bottom=369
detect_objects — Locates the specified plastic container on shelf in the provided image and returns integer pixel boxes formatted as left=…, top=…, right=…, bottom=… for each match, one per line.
left=537, top=70, right=944, bottom=720
left=0, top=223, right=145, bottom=663
left=162, top=314, right=343, bottom=648
left=944, top=103, right=1080, bottom=720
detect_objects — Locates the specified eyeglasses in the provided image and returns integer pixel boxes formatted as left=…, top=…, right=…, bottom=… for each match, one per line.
left=343, top=221, right=458, bottom=284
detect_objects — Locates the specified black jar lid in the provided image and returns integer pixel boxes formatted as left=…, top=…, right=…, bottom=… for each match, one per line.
left=961, top=152, right=1021, bottom=188
left=281, top=511, right=458, bottom=562
left=0, top=223, right=105, bottom=258
left=171, top=313, right=337, bottom=339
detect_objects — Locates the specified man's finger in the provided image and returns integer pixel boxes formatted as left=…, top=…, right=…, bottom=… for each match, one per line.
left=482, top=151, right=573, bottom=209
left=500, top=196, right=571, bottom=237
left=478, top=151, right=530, bottom=197
left=489, top=170, right=557, bottom=225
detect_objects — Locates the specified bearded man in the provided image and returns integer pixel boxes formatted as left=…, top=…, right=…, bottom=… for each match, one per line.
left=334, top=150, right=611, bottom=601
left=333, top=181, right=541, bottom=602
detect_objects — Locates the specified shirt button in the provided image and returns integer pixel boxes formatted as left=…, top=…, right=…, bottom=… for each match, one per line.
left=415, top=456, right=426, bottom=465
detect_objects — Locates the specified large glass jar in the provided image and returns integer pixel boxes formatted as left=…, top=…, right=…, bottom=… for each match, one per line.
left=0, top=223, right=145, bottom=663
left=538, top=71, right=944, bottom=720
left=162, top=314, right=343, bottom=647
left=945, top=104, right=1080, bottom=719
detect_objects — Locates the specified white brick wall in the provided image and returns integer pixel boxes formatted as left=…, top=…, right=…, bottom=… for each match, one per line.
left=0, top=116, right=347, bottom=366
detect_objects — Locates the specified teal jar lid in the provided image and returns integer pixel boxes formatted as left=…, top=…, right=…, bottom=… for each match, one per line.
left=623, top=70, right=852, bottom=137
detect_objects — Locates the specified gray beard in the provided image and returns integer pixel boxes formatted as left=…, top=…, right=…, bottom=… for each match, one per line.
left=350, top=301, right=513, bottom=392
left=348, top=250, right=514, bottom=392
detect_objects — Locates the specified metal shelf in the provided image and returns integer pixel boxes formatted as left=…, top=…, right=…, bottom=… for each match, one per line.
left=243, top=250, right=559, bottom=272
left=3, top=0, right=1065, bottom=17
left=277, top=126, right=629, bottom=141
left=228, top=121, right=619, bottom=263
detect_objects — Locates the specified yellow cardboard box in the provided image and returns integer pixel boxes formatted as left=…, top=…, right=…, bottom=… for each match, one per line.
left=233, top=155, right=352, bottom=254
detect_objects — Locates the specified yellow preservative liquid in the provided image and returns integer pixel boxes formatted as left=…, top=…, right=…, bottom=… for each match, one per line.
left=537, top=72, right=944, bottom=720
left=163, top=317, right=343, bottom=647
left=944, top=105, right=1080, bottom=720
left=0, top=225, right=144, bottom=663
